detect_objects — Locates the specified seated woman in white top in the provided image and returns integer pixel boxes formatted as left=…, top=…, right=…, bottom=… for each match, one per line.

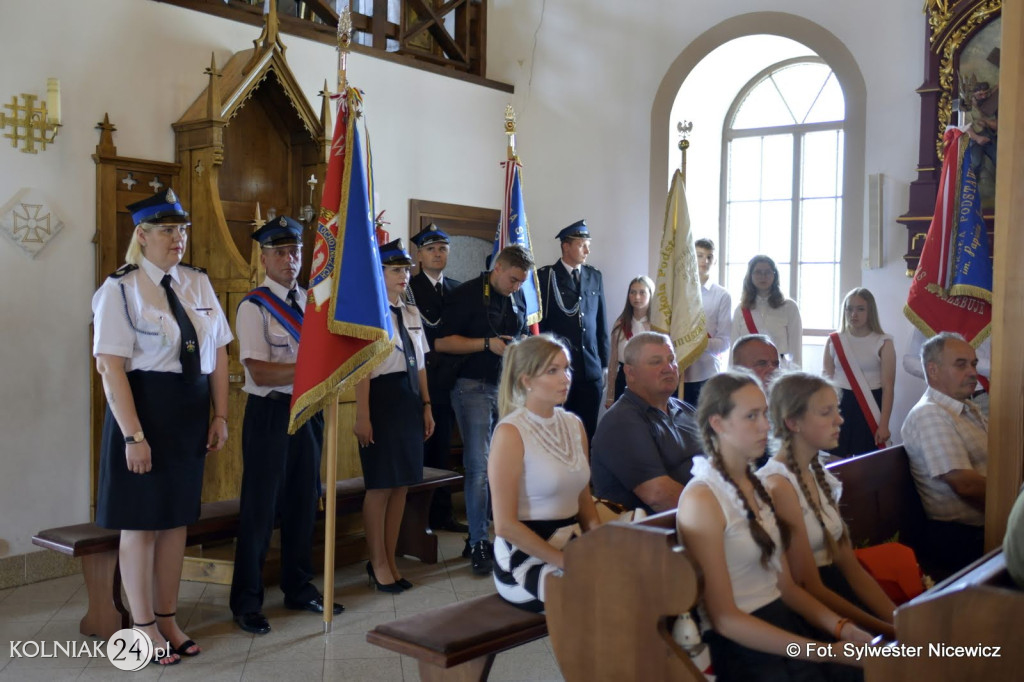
left=489, top=334, right=601, bottom=612
left=760, top=372, right=896, bottom=639
left=822, top=288, right=895, bottom=457
left=605, top=275, right=653, bottom=408
left=677, top=370, right=870, bottom=681
left=731, top=255, right=803, bottom=368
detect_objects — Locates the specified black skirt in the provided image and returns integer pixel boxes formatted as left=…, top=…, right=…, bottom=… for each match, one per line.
left=359, top=372, right=424, bottom=490
left=704, top=598, right=862, bottom=682
left=97, top=371, right=210, bottom=530
left=830, top=388, right=883, bottom=458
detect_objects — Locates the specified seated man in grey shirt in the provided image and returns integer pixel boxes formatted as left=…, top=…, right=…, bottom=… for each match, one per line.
left=591, top=332, right=703, bottom=514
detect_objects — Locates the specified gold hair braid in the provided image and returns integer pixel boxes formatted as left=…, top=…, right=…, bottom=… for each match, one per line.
left=782, top=437, right=837, bottom=561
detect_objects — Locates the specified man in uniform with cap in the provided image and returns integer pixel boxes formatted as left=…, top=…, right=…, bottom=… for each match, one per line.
left=536, top=220, right=609, bottom=442
left=408, top=224, right=467, bottom=534
left=230, top=216, right=342, bottom=635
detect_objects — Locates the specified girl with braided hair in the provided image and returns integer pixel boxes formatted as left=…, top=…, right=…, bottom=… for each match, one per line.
left=677, top=370, right=870, bottom=681
left=760, top=373, right=896, bottom=639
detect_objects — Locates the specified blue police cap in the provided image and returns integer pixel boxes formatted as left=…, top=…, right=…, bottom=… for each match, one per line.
left=127, top=188, right=190, bottom=226
left=251, top=216, right=303, bottom=247
left=410, top=223, right=451, bottom=247
left=556, top=219, right=589, bottom=241
left=379, top=238, right=412, bottom=266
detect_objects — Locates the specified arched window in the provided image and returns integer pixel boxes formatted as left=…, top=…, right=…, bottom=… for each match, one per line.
left=721, top=57, right=845, bottom=333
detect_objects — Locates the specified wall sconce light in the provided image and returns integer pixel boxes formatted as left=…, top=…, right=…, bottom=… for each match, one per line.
left=300, top=173, right=318, bottom=224
left=1, top=78, right=61, bottom=154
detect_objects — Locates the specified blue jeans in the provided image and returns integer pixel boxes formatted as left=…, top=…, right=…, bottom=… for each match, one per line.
left=451, top=377, right=499, bottom=546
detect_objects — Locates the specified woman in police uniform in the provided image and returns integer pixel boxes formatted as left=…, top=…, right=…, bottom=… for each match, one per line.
left=92, top=189, right=232, bottom=665
left=354, top=239, right=434, bottom=592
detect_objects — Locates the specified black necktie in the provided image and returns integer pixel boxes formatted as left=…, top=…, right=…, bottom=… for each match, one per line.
left=435, top=281, right=443, bottom=297
left=160, top=274, right=200, bottom=384
left=287, top=289, right=303, bottom=316
left=572, top=268, right=581, bottom=289
left=390, top=305, right=420, bottom=397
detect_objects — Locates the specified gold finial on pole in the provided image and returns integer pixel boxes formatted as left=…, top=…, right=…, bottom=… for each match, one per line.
left=676, top=120, right=693, bottom=183
left=504, top=104, right=518, bottom=161
left=337, top=5, right=353, bottom=96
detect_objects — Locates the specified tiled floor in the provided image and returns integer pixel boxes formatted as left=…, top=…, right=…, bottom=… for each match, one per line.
left=0, top=532, right=564, bottom=681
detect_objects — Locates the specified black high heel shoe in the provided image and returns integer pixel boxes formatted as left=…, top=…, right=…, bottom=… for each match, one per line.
left=366, top=561, right=404, bottom=593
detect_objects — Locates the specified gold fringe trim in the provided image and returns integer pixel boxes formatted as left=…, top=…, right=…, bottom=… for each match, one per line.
left=902, top=303, right=991, bottom=349
left=947, top=283, right=992, bottom=302
left=287, top=336, right=391, bottom=434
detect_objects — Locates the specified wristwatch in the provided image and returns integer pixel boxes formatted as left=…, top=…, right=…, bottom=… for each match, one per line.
left=124, top=430, right=145, bottom=445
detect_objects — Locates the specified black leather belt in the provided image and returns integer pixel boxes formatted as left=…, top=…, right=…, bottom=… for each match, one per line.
left=265, top=390, right=292, bottom=402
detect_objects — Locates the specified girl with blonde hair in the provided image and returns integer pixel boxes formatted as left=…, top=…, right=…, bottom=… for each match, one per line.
left=760, top=372, right=896, bottom=639
left=489, top=334, right=601, bottom=611
left=823, top=288, right=895, bottom=456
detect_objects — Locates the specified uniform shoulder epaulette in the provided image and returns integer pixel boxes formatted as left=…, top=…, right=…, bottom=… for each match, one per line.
left=538, top=265, right=552, bottom=275
left=582, top=263, right=598, bottom=272
left=108, top=264, right=138, bottom=279
left=180, top=262, right=208, bottom=274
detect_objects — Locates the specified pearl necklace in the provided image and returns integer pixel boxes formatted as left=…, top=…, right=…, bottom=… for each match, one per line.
left=515, top=408, right=583, bottom=471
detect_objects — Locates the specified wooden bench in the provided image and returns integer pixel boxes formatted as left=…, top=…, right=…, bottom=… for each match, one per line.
left=32, top=467, right=462, bottom=640
left=365, top=510, right=704, bottom=682
left=864, top=549, right=1024, bottom=681
left=825, top=445, right=927, bottom=550
left=366, top=593, right=548, bottom=681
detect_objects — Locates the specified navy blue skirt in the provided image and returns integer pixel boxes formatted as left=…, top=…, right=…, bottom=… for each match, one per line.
left=97, top=371, right=209, bottom=530
left=359, top=372, right=424, bottom=489
left=830, top=388, right=883, bottom=458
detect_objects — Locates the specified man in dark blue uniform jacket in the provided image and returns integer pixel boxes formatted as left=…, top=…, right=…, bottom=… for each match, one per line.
left=536, top=219, right=609, bottom=442
left=408, top=223, right=467, bottom=533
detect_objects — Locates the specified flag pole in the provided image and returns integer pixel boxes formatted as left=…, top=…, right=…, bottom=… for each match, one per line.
left=677, top=120, right=692, bottom=184
left=322, top=4, right=353, bottom=636
left=505, top=104, right=517, bottom=161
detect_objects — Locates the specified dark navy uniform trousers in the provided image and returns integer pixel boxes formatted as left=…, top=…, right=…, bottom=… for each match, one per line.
left=230, top=393, right=324, bottom=616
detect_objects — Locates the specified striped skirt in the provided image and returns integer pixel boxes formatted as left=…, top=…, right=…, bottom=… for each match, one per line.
left=493, top=516, right=579, bottom=613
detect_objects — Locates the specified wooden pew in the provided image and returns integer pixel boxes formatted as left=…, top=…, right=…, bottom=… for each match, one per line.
left=545, top=511, right=704, bottom=681
left=32, top=467, right=461, bottom=639
left=864, top=549, right=1024, bottom=681
left=825, top=445, right=927, bottom=550
left=365, top=511, right=704, bottom=682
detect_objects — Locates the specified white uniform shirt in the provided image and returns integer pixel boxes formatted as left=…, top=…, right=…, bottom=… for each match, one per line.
left=92, top=256, right=232, bottom=373
left=731, top=296, right=803, bottom=368
left=684, top=280, right=733, bottom=382
left=236, top=277, right=305, bottom=396
left=369, top=298, right=429, bottom=378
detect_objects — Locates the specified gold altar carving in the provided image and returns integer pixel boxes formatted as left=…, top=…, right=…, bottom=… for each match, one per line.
left=928, top=0, right=1002, bottom=159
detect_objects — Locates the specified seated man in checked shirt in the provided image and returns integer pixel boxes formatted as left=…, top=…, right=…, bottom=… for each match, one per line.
left=901, top=332, right=987, bottom=576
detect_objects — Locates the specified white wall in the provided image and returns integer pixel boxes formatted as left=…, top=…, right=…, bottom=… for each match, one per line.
left=1, top=0, right=931, bottom=557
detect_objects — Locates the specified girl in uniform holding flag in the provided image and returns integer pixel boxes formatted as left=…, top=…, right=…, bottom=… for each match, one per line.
left=822, top=288, right=895, bottom=457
